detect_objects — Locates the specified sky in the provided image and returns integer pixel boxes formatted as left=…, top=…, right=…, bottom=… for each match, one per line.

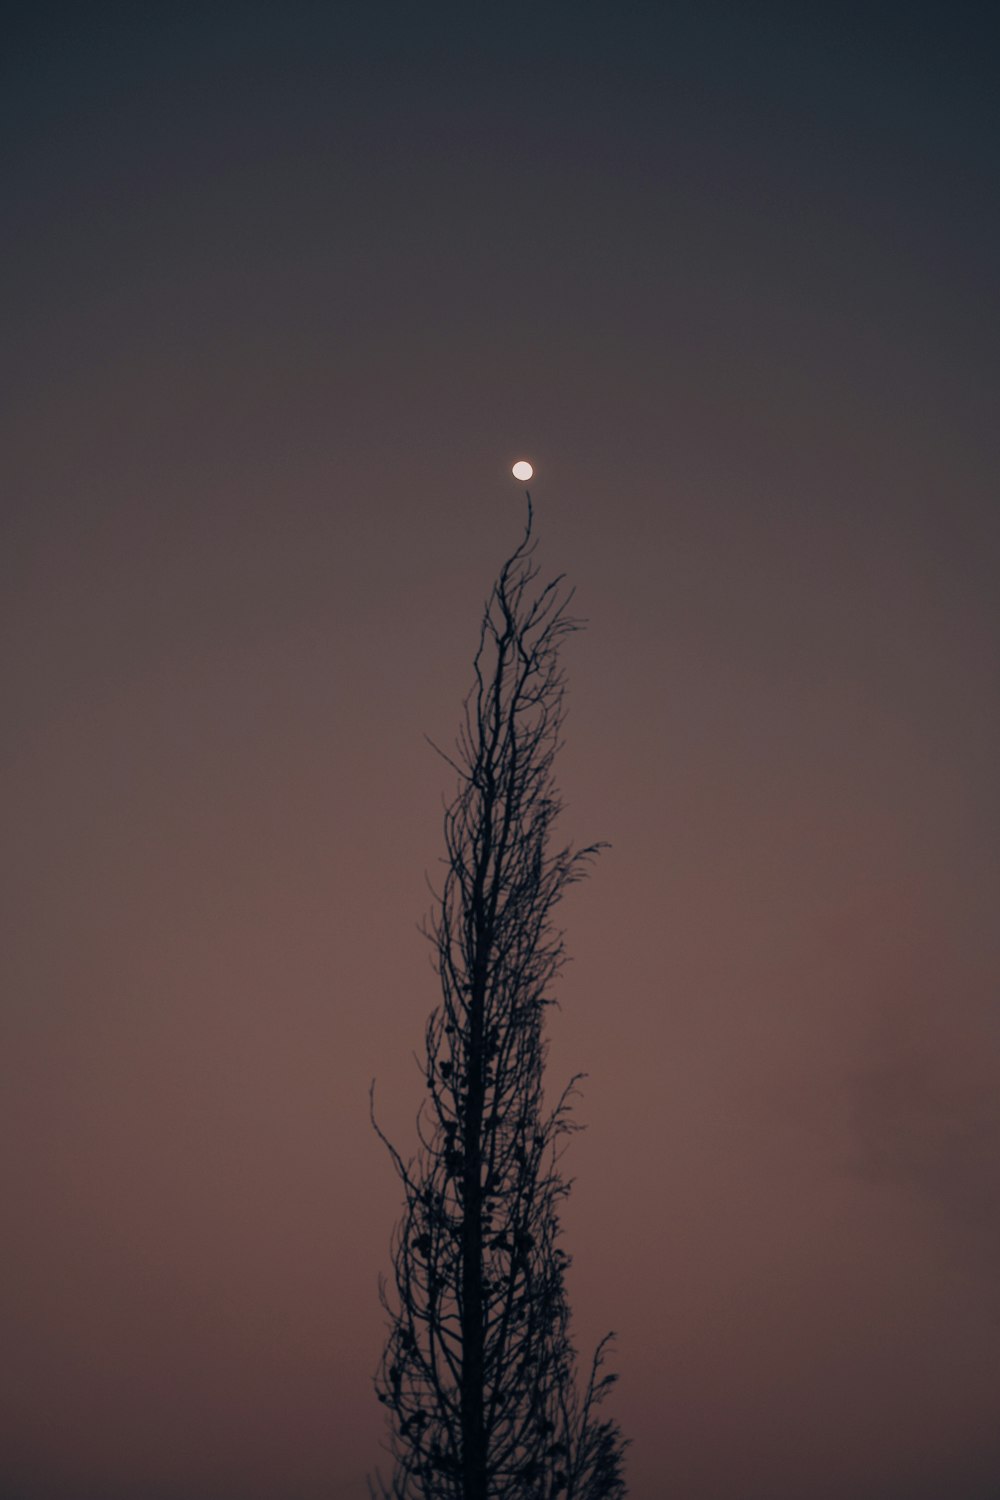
left=2, top=3, right=999, bottom=1497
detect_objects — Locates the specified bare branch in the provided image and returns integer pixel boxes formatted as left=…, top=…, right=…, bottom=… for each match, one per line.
left=371, top=508, right=627, bottom=1499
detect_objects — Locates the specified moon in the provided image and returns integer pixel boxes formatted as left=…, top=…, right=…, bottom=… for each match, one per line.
left=511, top=460, right=533, bottom=481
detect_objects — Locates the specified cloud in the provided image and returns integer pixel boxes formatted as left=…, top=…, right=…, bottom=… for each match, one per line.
left=844, top=987, right=1000, bottom=1265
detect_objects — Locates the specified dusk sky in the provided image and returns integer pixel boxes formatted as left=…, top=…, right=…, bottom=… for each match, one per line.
left=2, top=5, right=999, bottom=1498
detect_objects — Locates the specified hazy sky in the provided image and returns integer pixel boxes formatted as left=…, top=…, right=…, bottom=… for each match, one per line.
left=2, top=5, right=998, bottom=1498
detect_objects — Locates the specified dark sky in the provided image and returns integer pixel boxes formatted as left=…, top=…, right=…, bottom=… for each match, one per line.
left=2, top=5, right=999, bottom=1498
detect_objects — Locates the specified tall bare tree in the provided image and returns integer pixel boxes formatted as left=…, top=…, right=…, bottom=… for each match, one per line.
left=371, top=501, right=627, bottom=1500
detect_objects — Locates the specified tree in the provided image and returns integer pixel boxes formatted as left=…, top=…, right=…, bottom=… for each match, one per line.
left=371, top=501, right=627, bottom=1500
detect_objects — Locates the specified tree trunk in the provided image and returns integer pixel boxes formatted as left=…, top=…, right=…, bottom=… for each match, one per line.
left=460, top=970, right=486, bottom=1500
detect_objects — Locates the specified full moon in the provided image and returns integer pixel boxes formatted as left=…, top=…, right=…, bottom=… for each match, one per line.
left=511, top=460, right=533, bottom=481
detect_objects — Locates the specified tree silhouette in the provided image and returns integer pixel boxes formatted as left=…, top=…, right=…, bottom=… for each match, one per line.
left=371, top=501, right=627, bottom=1500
